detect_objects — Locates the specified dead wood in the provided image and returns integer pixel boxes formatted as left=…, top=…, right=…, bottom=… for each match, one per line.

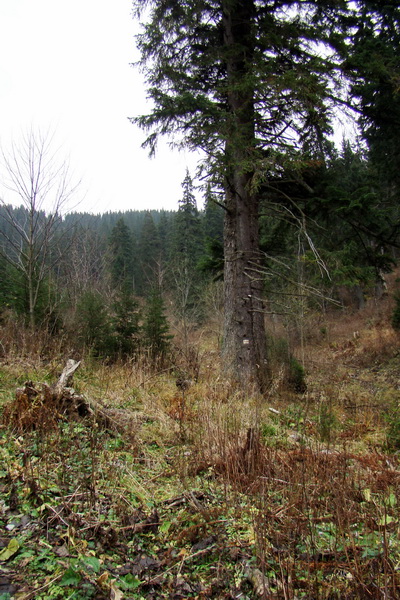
left=2, top=359, right=136, bottom=435
left=53, top=358, right=81, bottom=396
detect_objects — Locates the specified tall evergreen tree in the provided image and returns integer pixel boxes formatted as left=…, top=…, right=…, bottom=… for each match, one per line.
left=169, top=170, right=204, bottom=338
left=170, top=170, right=203, bottom=267
left=203, top=185, right=224, bottom=244
left=138, top=211, right=161, bottom=294
left=344, top=1, right=400, bottom=190
left=111, top=292, right=141, bottom=357
left=199, top=185, right=224, bottom=280
left=143, top=288, right=172, bottom=364
left=76, top=290, right=111, bottom=357
left=310, top=142, right=398, bottom=294
left=157, top=210, right=172, bottom=264
left=131, top=0, right=348, bottom=391
left=107, top=218, right=141, bottom=357
left=108, top=218, right=136, bottom=292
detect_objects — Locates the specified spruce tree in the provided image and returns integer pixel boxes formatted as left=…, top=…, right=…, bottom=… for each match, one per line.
left=108, top=218, right=135, bottom=291
left=199, top=185, right=224, bottom=280
left=303, top=141, right=399, bottom=296
left=107, top=218, right=142, bottom=357
left=170, top=170, right=203, bottom=268
left=76, top=290, right=111, bottom=357
left=344, top=1, right=400, bottom=189
left=143, top=289, right=172, bottom=364
left=157, top=210, right=172, bottom=266
left=203, top=185, right=224, bottom=244
left=138, top=212, right=161, bottom=294
left=131, top=0, right=348, bottom=391
left=169, top=170, right=205, bottom=338
left=111, top=291, right=140, bottom=357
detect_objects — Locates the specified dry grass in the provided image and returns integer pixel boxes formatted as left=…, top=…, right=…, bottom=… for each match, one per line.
left=2, top=288, right=400, bottom=598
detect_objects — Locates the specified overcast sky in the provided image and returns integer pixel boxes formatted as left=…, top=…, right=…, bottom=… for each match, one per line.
left=0, top=0, right=198, bottom=214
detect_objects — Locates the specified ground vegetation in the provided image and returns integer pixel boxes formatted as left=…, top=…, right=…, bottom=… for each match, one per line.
left=1, top=279, right=400, bottom=598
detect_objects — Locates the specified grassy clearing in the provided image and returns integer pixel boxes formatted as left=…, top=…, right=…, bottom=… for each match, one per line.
left=1, top=302, right=400, bottom=598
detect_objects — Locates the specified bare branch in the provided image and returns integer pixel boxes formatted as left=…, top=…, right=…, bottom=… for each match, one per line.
left=0, top=128, right=81, bottom=328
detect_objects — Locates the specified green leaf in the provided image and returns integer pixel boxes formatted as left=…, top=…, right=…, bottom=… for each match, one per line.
left=378, top=515, right=395, bottom=527
left=159, top=521, right=172, bottom=533
left=361, top=546, right=381, bottom=559
left=82, top=555, right=101, bottom=573
left=60, top=567, right=82, bottom=586
left=119, top=573, right=142, bottom=591
left=363, top=488, right=371, bottom=502
left=0, top=538, right=19, bottom=562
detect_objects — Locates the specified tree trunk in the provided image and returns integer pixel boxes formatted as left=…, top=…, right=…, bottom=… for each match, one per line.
left=221, top=0, right=269, bottom=392
left=222, top=173, right=269, bottom=391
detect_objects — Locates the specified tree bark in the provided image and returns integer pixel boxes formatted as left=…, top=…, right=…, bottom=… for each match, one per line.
left=221, top=0, right=269, bottom=392
left=223, top=173, right=269, bottom=391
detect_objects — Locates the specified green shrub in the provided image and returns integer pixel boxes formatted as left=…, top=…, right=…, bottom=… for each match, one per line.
left=288, top=357, right=307, bottom=393
left=76, top=290, right=112, bottom=357
left=143, top=290, right=172, bottom=364
left=268, top=336, right=307, bottom=393
left=318, top=402, right=338, bottom=443
left=261, top=423, right=277, bottom=439
left=111, top=290, right=141, bottom=357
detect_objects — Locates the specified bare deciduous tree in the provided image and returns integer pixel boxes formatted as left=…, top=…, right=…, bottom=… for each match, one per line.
left=0, top=128, right=80, bottom=328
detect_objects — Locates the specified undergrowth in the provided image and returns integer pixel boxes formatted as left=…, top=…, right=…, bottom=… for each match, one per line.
left=1, top=305, right=400, bottom=598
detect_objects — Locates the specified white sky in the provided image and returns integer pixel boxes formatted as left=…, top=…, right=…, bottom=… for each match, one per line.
left=0, top=0, right=198, bottom=214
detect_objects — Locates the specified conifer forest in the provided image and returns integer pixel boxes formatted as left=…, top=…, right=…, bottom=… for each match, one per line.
left=1, top=1, right=400, bottom=598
